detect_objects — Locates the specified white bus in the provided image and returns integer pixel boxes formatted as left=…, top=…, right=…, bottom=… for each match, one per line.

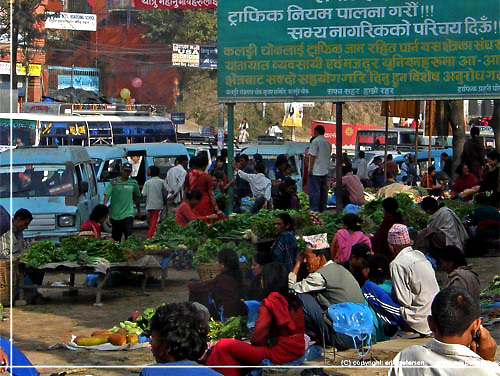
left=0, top=112, right=177, bottom=148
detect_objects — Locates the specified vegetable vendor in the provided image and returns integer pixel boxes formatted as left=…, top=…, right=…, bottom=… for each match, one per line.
left=206, top=262, right=305, bottom=376
left=79, top=204, right=109, bottom=239
left=176, top=189, right=218, bottom=227
left=188, top=248, right=247, bottom=321
left=271, top=213, right=298, bottom=273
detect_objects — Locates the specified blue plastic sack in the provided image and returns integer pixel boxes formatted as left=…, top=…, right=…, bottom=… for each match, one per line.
left=244, top=300, right=261, bottom=329
left=327, top=303, right=374, bottom=356
left=327, top=193, right=336, bottom=205
left=343, top=204, right=361, bottom=214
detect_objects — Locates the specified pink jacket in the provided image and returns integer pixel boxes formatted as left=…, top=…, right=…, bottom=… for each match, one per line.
left=331, top=229, right=372, bottom=263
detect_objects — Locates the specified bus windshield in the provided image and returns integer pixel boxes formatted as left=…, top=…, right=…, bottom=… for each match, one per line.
left=0, top=164, right=76, bottom=198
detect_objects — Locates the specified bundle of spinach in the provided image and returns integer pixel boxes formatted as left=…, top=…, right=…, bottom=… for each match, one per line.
left=208, top=316, right=247, bottom=342
left=101, top=241, right=127, bottom=263
left=136, top=307, right=157, bottom=332
left=21, top=240, right=67, bottom=268
left=193, top=239, right=225, bottom=265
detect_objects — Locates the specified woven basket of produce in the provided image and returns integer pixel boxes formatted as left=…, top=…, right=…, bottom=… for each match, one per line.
left=196, top=263, right=220, bottom=282
left=0, top=260, right=17, bottom=306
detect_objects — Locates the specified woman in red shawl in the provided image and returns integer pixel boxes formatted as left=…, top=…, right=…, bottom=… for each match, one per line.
left=184, top=155, right=223, bottom=219
left=206, top=262, right=305, bottom=376
left=450, top=163, right=479, bottom=201
left=371, top=197, right=405, bottom=261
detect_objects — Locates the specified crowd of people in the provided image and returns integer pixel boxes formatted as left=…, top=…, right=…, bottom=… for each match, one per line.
left=1, top=123, right=499, bottom=375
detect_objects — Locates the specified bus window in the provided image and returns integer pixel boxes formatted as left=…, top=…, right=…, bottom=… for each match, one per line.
left=0, top=119, right=36, bottom=146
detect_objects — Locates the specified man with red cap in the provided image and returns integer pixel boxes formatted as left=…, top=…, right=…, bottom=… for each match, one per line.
left=388, top=224, right=439, bottom=337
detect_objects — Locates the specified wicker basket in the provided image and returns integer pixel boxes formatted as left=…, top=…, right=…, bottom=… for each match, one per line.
left=0, top=260, right=17, bottom=306
left=196, top=263, right=220, bottom=282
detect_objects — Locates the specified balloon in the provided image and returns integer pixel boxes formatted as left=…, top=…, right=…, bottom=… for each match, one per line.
left=131, top=78, right=142, bottom=88
left=120, top=88, right=131, bottom=99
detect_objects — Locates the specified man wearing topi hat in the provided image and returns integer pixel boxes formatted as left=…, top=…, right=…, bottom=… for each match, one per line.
left=388, top=224, right=439, bottom=337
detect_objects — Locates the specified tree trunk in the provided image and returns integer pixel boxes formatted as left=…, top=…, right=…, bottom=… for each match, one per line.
left=447, top=100, right=465, bottom=180
left=490, top=99, right=500, bottom=151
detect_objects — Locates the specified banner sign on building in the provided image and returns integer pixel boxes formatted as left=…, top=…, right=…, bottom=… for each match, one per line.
left=200, top=46, right=218, bottom=69
left=170, top=112, right=186, bottom=124
left=58, top=75, right=99, bottom=93
left=218, top=0, right=500, bottom=102
left=134, top=0, right=217, bottom=10
left=172, top=44, right=200, bottom=67
left=0, top=62, right=42, bottom=76
left=45, top=12, right=97, bottom=31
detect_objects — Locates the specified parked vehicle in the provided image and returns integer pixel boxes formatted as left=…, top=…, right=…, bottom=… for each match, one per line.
left=0, top=146, right=100, bottom=241
left=241, top=142, right=309, bottom=192
left=86, top=145, right=127, bottom=203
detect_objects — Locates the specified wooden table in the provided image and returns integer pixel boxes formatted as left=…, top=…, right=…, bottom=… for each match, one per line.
left=16, top=250, right=172, bottom=306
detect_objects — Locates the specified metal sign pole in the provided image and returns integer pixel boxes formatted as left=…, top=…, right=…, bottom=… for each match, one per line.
left=227, top=103, right=235, bottom=214
left=335, top=102, right=343, bottom=213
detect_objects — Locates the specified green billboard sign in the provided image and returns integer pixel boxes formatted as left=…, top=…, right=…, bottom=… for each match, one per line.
left=218, top=0, right=500, bottom=102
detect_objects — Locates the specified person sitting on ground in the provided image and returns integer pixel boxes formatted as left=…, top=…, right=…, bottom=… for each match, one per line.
left=331, top=213, right=371, bottom=263
left=420, top=166, right=444, bottom=196
left=207, top=262, right=305, bottom=376
left=465, top=194, right=500, bottom=256
left=245, top=251, right=272, bottom=301
left=188, top=248, right=247, bottom=321
left=476, top=150, right=500, bottom=207
left=341, top=164, right=365, bottom=206
left=234, top=162, right=271, bottom=214
left=289, top=246, right=365, bottom=349
left=271, top=213, right=298, bottom=273
left=273, top=177, right=300, bottom=210
left=79, top=204, right=109, bottom=239
left=420, top=196, right=469, bottom=251
left=450, top=163, right=479, bottom=201
left=367, top=254, right=393, bottom=295
left=338, top=243, right=373, bottom=287
left=389, top=287, right=500, bottom=376
left=0, top=337, right=39, bottom=376
left=388, top=224, right=440, bottom=336
left=371, top=197, right=405, bottom=261
left=437, top=245, right=480, bottom=305
left=175, top=189, right=218, bottom=227
left=140, top=302, right=221, bottom=376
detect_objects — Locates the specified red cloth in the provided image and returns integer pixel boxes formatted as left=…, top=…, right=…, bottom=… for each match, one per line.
left=371, top=214, right=404, bottom=261
left=206, top=292, right=305, bottom=376
left=147, top=209, right=161, bottom=239
left=175, top=201, right=198, bottom=227
left=79, top=220, right=101, bottom=239
left=185, top=170, right=215, bottom=216
left=450, top=173, right=479, bottom=196
left=331, top=229, right=372, bottom=263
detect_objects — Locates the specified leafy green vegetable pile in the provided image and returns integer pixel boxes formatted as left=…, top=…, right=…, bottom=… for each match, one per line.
left=358, top=193, right=428, bottom=233
left=136, top=307, right=157, bottom=332
left=208, top=316, right=248, bottom=342
left=480, top=275, right=500, bottom=306
left=20, top=236, right=144, bottom=268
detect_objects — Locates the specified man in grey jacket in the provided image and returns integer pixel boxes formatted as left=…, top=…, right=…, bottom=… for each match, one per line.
left=288, top=246, right=365, bottom=349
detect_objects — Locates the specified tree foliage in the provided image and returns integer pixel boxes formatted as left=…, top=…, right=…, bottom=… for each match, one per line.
left=138, top=9, right=217, bottom=45
left=0, top=0, right=51, bottom=89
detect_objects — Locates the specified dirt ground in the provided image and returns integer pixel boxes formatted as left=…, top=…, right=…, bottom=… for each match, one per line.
left=1, top=256, right=499, bottom=376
